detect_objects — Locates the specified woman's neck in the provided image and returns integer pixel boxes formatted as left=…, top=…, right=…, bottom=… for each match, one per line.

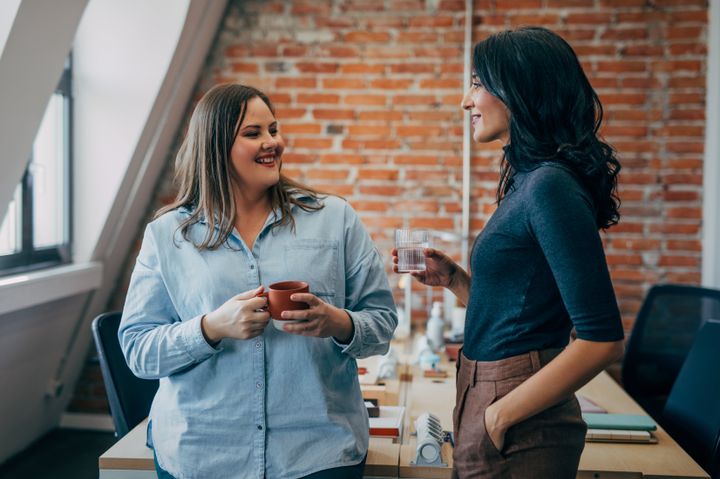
left=234, top=188, right=272, bottom=218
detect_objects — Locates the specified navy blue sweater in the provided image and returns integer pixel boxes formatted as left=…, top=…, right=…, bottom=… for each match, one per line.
left=464, top=164, right=624, bottom=361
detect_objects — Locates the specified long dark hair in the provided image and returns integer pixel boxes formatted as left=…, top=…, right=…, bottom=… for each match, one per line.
left=473, top=26, right=621, bottom=229
left=156, top=84, right=325, bottom=250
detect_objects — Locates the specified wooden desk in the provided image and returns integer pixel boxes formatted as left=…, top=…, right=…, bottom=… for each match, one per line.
left=395, top=366, right=708, bottom=479
left=577, top=372, right=708, bottom=479
left=99, top=351, right=709, bottom=479
left=99, top=419, right=401, bottom=479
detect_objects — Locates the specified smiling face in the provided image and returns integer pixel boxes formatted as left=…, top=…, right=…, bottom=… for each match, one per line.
left=230, top=96, right=285, bottom=196
left=461, top=75, right=511, bottom=145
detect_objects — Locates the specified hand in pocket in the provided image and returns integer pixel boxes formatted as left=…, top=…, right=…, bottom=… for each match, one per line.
left=484, top=403, right=507, bottom=453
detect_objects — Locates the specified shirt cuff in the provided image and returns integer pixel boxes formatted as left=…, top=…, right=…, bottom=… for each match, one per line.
left=332, top=310, right=364, bottom=355
left=180, top=315, right=223, bottom=362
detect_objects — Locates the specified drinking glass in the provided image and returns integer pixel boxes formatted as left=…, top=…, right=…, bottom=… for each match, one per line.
left=395, top=229, right=428, bottom=272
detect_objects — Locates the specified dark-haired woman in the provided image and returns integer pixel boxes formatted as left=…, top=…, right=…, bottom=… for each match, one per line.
left=119, top=84, right=397, bottom=479
left=392, top=26, right=625, bottom=478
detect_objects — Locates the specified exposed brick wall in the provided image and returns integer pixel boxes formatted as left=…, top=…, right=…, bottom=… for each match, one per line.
left=69, top=0, right=709, bottom=414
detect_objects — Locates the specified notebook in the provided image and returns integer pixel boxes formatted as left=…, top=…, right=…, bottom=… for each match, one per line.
left=585, top=428, right=657, bottom=444
left=582, top=413, right=657, bottom=431
left=576, top=394, right=607, bottom=414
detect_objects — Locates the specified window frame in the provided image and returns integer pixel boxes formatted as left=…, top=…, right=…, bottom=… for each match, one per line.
left=0, top=58, right=72, bottom=276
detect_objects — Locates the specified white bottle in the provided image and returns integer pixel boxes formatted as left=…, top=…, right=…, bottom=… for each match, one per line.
left=426, top=301, right=445, bottom=351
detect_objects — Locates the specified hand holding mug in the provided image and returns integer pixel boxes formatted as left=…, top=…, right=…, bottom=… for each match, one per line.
left=280, top=293, right=354, bottom=342
left=202, top=286, right=270, bottom=342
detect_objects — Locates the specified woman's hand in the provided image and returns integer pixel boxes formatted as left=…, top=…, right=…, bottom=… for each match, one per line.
left=280, top=293, right=354, bottom=342
left=484, top=402, right=508, bottom=453
left=202, top=286, right=270, bottom=343
left=391, top=247, right=460, bottom=287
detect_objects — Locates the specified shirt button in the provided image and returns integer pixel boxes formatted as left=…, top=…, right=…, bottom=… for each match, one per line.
left=255, top=341, right=261, bottom=349
left=256, top=382, right=263, bottom=389
left=257, top=425, right=263, bottom=430
left=250, top=264, right=255, bottom=270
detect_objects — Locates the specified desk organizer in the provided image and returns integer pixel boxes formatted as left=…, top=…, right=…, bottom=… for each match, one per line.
left=411, top=412, right=447, bottom=467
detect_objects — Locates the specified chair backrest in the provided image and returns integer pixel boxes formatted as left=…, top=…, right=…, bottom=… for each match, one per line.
left=91, top=311, right=158, bottom=438
left=663, top=320, right=720, bottom=478
left=622, top=284, right=720, bottom=398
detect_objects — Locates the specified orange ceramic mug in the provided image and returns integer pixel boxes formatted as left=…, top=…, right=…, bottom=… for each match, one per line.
left=257, top=281, right=310, bottom=330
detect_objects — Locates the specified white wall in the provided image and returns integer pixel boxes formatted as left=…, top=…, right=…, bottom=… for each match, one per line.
left=0, top=0, right=225, bottom=464
left=0, top=0, right=22, bottom=56
left=72, top=0, right=190, bottom=262
left=702, top=0, right=720, bottom=288
left=0, top=0, right=88, bottom=228
left=0, top=295, right=88, bottom=462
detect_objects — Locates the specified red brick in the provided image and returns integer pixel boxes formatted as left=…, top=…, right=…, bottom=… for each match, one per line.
left=340, top=63, right=386, bottom=74
left=276, top=77, right=317, bottom=88
left=322, top=78, right=366, bottom=89
left=359, top=110, right=404, bottom=121
left=601, top=28, right=648, bottom=41
left=321, top=45, right=361, bottom=57
left=306, top=169, right=350, bottom=180
left=658, top=255, right=700, bottom=267
left=667, top=207, right=702, bottom=219
left=297, top=93, right=340, bottom=104
left=231, top=63, right=259, bottom=73
left=276, top=108, right=307, bottom=120
left=371, top=79, right=414, bottom=89
left=351, top=200, right=391, bottom=212
left=344, top=31, right=391, bottom=42
left=389, top=63, right=437, bottom=74
left=312, top=109, right=355, bottom=120
left=348, top=125, right=389, bottom=136
left=567, top=13, right=613, bottom=25
left=345, top=94, right=387, bottom=106
left=296, top=63, right=339, bottom=74
left=410, top=217, right=455, bottom=229
left=319, top=154, right=365, bottom=164
left=667, top=240, right=702, bottom=251
left=666, top=26, right=704, bottom=40
left=281, top=123, right=322, bottom=134
left=357, top=168, right=399, bottom=180
left=408, top=16, right=455, bottom=27
left=344, top=139, right=402, bottom=150
left=510, top=14, right=560, bottom=25
left=292, top=138, right=333, bottom=149
left=359, top=185, right=405, bottom=196
left=496, top=0, right=542, bottom=8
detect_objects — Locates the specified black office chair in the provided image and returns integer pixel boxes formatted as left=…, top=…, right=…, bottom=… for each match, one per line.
left=621, top=284, right=720, bottom=420
left=91, top=311, right=159, bottom=438
left=662, top=320, right=720, bottom=478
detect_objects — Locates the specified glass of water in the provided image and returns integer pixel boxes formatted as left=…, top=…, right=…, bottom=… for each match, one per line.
left=395, top=229, right=429, bottom=272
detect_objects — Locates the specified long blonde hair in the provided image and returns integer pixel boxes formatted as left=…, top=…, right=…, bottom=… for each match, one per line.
left=156, top=84, right=325, bottom=250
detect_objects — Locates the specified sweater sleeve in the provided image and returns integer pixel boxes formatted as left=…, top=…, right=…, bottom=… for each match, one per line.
left=525, top=167, right=624, bottom=342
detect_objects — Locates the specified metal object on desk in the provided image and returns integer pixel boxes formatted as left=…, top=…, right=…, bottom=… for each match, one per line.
left=411, top=412, right=447, bottom=467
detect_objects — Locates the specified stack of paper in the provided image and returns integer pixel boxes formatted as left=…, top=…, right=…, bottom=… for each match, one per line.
left=583, top=413, right=658, bottom=444
left=369, top=406, right=405, bottom=437
left=586, top=429, right=656, bottom=443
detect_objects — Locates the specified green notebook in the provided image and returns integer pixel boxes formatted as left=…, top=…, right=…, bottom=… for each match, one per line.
left=582, top=413, right=657, bottom=431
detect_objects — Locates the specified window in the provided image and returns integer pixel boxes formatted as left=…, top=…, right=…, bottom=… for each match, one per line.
left=0, top=57, right=72, bottom=275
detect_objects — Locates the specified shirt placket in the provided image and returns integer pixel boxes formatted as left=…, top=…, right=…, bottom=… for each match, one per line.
left=247, top=238, right=266, bottom=479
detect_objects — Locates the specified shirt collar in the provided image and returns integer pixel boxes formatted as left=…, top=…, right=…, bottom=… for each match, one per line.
left=176, top=191, right=321, bottom=226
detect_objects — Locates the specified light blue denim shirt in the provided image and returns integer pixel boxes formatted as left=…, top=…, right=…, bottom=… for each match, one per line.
left=119, top=194, right=397, bottom=479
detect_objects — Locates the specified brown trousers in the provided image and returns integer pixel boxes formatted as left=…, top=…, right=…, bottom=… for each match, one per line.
left=452, top=349, right=587, bottom=479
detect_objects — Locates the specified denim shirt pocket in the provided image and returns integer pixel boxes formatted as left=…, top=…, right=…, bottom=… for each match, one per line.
left=284, top=239, right=339, bottom=301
